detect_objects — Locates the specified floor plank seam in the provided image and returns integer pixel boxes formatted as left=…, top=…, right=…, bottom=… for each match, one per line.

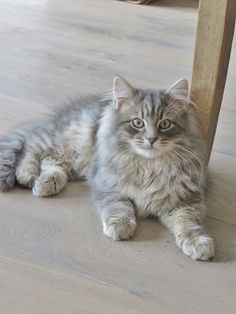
left=206, top=215, right=236, bottom=227
left=0, top=242, right=152, bottom=302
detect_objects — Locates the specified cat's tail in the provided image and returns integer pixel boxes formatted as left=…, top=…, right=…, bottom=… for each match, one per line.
left=0, top=132, right=24, bottom=191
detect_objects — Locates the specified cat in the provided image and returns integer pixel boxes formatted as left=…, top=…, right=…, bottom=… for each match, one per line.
left=0, top=76, right=214, bottom=261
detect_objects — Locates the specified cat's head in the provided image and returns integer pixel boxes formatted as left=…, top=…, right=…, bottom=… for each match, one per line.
left=104, top=76, right=204, bottom=160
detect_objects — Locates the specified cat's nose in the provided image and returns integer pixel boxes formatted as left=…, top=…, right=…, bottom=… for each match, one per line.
left=147, top=137, right=158, bottom=145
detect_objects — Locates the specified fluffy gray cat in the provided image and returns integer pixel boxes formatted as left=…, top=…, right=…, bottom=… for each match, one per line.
left=0, top=76, right=214, bottom=260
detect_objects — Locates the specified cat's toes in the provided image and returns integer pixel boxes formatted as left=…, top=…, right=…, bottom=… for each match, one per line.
left=17, top=174, right=36, bottom=189
left=181, top=235, right=214, bottom=261
left=16, top=168, right=37, bottom=189
left=32, top=170, right=67, bottom=197
left=103, top=214, right=137, bottom=241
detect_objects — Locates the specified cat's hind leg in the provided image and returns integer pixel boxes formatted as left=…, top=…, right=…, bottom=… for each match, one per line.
left=32, top=156, right=67, bottom=197
left=16, top=150, right=40, bottom=188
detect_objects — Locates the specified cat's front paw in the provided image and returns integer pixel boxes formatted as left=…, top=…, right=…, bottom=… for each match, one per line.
left=32, top=170, right=67, bottom=197
left=103, top=214, right=137, bottom=241
left=181, top=234, right=214, bottom=261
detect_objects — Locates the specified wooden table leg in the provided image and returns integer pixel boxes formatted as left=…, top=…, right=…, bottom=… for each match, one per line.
left=191, top=0, right=236, bottom=163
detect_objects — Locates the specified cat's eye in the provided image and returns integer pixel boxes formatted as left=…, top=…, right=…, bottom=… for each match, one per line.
left=159, top=119, right=172, bottom=130
left=131, top=118, right=144, bottom=129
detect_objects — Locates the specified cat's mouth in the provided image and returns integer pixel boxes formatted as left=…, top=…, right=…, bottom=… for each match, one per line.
left=142, top=146, right=156, bottom=151
left=142, top=142, right=160, bottom=151
left=134, top=145, right=161, bottom=159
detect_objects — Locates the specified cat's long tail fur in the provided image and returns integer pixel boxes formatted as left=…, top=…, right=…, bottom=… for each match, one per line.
left=0, top=132, right=24, bottom=191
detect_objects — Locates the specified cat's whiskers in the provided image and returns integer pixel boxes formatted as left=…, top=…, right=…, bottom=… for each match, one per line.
left=168, top=147, right=201, bottom=180
left=171, top=143, right=204, bottom=175
left=109, top=143, right=134, bottom=168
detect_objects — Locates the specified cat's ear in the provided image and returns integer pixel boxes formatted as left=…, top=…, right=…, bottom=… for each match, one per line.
left=112, top=75, right=135, bottom=109
left=165, top=78, right=189, bottom=102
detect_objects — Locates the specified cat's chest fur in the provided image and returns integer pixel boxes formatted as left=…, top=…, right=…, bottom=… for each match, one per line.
left=119, top=162, right=191, bottom=217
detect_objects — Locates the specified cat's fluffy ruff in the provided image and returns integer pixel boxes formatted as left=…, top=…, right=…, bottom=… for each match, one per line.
left=0, top=76, right=214, bottom=260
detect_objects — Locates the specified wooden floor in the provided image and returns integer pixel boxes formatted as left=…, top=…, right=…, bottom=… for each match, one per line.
left=0, top=0, right=236, bottom=313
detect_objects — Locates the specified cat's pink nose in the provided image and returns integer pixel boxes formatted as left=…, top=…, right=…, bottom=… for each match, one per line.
left=147, top=137, right=157, bottom=145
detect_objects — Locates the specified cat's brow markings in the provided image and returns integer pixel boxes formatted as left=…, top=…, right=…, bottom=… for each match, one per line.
left=140, top=103, right=145, bottom=119
left=158, top=106, right=165, bottom=120
left=144, top=103, right=150, bottom=117
left=149, top=93, right=157, bottom=117
left=151, top=103, right=156, bottom=118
